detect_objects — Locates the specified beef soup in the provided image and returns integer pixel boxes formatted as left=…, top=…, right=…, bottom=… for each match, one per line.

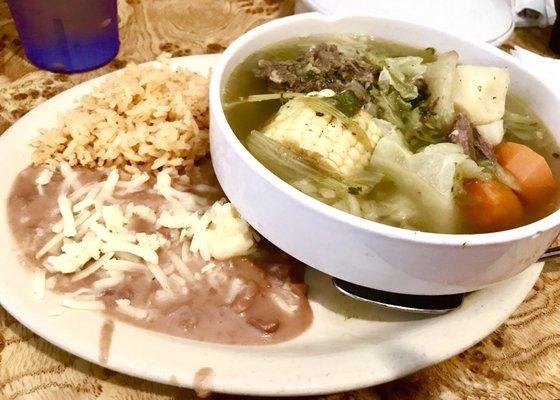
left=223, top=35, right=560, bottom=234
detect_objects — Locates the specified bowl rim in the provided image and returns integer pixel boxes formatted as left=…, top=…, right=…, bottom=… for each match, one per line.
left=209, top=12, right=560, bottom=247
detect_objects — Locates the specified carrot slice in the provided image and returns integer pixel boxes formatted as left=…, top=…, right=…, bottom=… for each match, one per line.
left=462, top=179, right=524, bottom=233
left=495, top=141, right=557, bottom=203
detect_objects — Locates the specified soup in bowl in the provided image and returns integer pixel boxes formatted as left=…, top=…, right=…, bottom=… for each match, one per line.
left=209, top=13, right=560, bottom=295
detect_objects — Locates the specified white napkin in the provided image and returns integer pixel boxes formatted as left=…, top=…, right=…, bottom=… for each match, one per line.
left=511, top=46, right=560, bottom=91
left=513, top=0, right=556, bottom=27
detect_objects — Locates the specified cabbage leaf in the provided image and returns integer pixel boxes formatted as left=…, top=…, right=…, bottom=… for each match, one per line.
left=378, top=56, right=426, bottom=100
left=369, top=129, right=482, bottom=233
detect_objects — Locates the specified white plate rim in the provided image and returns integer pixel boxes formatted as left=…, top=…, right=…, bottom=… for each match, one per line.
left=0, top=54, right=543, bottom=396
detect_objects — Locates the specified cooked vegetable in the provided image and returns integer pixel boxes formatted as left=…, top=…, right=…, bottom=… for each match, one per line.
left=224, top=35, right=560, bottom=234
left=504, top=110, right=544, bottom=142
left=368, top=86, right=411, bottom=131
left=371, top=155, right=458, bottom=233
left=298, top=96, right=372, bottom=151
left=422, top=51, right=458, bottom=130
left=369, top=132, right=482, bottom=233
left=479, top=159, right=521, bottom=192
left=247, top=131, right=382, bottom=197
left=495, top=141, right=557, bottom=203
left=452, top=65, right=509, bottom=125
left=378, top=56, right=426, bottom=100
left=331, top=90, right=363, bottom=117
left=476, top=119, right=504, bottom=146
left=246, top=131, right=348, bottom=193
left=371, top=54, right=453, bottom=150
left=261, top=97, right=382, bottom=177
left=461, top=179, right=524, bottom=233
left=223, top=92, right=302, bottom=109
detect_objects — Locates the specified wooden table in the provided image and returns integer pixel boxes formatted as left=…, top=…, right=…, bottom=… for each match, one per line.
left=1, top=1, right=559, bottom=398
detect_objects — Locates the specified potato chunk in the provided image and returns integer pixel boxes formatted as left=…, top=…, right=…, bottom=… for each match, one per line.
left=424, top=51, right=458, bottom=129
left=452, top=66, right=509, bottom=125
left=476, top=119, right=504, bottom=146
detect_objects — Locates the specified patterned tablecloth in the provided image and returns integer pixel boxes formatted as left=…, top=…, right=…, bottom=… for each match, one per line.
left=0, top=1, right=559, bottom=398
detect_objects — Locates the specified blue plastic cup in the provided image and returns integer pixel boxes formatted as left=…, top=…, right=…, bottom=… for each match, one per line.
left=7, top=0, right=119, bottom=73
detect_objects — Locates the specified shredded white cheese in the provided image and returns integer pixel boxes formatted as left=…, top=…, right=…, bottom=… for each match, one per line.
left=96, top=169, right=120, bottom=202
left=146, top=263, right=172, bottom=292
left=45, top=232, right=102, bottom=274
left=117, top=173, right=150, bottom=193
left=167, top=251, right=194, bottom=281
left=33, top=164, right=268, bottom=323
left=224, top=277, right=246, bottom=305
left=192, top=183, right=218, bottom=193
left=206, top=269, right=228, bottom=289
left=71, top=252, right=114, bottom=282
left=92, top=272, right=125, bottom=291
left=115, top=299, right=149, bottom=319
left=69, top=182, right=98, bottom=203
left=35, top=169, right=53, bottom=195
left=102, top=205, right=127, bottom=233
left=268, top=290, right=300, bottom=314
left=101, top=242, right=158, bottom=264
left=204, top=202, right=255, bottom=260
left=59, top=162, right=80, bottom=190
left=157, top=210, right=194, bottom=229
left=46, top=252, right=93, bottom=274
left=153, top=289, right=174, bottom=303
left=52, top=208, right=92, bottom=234
left=36, top=232, right=65, bottom=259
left=200, top=262, right=216, bottom=274
left=154, top=170, right=201, bottom=211
left=102, top=259, right=145, bottom=272
left=169, top=273, right=187, bottom=290
left=89, top=221, right=136, bottom=243
left=35, top=169, right=54, bottom=186
left=181, top=241, right=191, bottom=263
left=125, top=203, right=157, bottom=223
left=136, top=232, right=166, bottom=251
left=73, top=196, right=95, bottom=213
left=190, top=211, right=211, bottom=260
left=57, top=194, right=77, bottom=237
left=61, top=297, right=105, bottom=311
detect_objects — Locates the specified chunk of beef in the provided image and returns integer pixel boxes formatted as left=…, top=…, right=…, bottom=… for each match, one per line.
left=450, top=113, right=495, bottom=161
left=255, top=42, right=379, bottom=94
left=474, top=133, right=495, bottom=160
left=450, top=113, right=476, bottom=158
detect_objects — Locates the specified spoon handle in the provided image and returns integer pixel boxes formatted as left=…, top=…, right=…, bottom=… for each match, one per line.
left=539, top=246, right=560, bottom=261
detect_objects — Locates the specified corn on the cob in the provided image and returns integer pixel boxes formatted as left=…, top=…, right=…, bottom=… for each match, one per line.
left=261, top=98, right=382, bottom=178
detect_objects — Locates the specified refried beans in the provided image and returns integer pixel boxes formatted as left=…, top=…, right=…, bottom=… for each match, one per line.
left=7, top=159, right=312, bottom=345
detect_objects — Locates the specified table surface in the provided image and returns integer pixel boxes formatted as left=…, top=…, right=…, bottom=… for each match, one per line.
left=1, top=1, right=560, bottom=399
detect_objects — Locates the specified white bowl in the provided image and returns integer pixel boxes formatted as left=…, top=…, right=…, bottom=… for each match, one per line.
left=209, top=13, right=560, bottom=295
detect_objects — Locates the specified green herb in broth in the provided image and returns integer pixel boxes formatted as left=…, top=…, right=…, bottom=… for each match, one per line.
left=331, top=90, right=363, bottom=117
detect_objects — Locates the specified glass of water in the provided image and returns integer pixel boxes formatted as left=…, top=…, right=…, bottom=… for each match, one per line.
left=7, top=0, right=119, bottom=73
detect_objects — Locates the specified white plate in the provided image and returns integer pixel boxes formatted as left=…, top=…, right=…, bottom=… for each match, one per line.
left=295, top=0, right=514, bottom=46
left=0, top=54, right=543, bottom=396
